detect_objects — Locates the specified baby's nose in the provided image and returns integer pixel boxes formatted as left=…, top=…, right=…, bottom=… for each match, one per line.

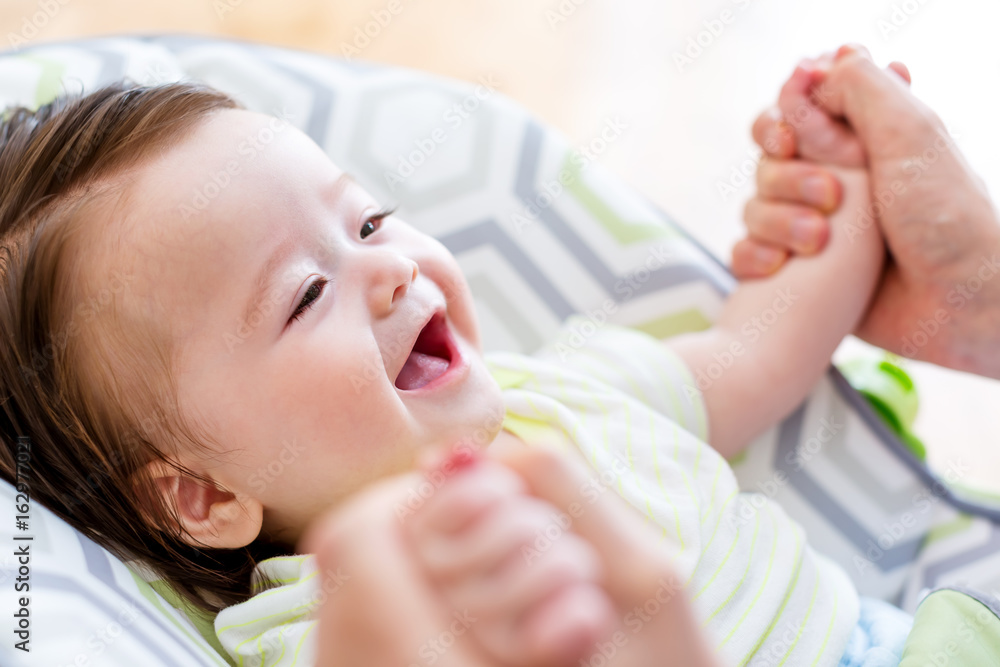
left=365, top=249, right=418, bottom=316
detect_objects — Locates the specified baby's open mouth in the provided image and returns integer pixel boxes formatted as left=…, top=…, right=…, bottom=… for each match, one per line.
left=394, top=311, right=454, bottom=391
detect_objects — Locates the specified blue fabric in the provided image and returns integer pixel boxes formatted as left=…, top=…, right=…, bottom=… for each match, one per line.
left=838, top=597, right=914, bottom=667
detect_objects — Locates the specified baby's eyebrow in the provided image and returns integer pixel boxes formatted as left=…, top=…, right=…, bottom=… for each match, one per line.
left=238, top=171, right=356, bottom=332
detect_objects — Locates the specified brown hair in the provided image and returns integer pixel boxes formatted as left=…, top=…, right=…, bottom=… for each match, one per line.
left=0, top=80, right=286, bottom=615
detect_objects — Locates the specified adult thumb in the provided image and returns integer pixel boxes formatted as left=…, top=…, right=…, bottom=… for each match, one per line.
left=811, top=46, right=938, bottom=152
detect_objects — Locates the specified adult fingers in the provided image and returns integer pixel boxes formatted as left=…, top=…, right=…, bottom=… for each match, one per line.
left=300, top=473, right=497, bottom=667
left=813, top=44, right=944, bottom=150
left=887, top=60, right=911, bottom=84
left=471, top=583, right=615, bottom=667
left=743, top=197, right=831, bottom=255
left=518, top=583, right=617, bottom=667
left=751, top=106, right=795, bottom=158
left=752, top=58, right=911, bottom=160
left=813, top=48, right=911, bottom=88
left=494, top=447, right=721, bottom=667
left=444, top=530, right=604, bottom=618
left=492, top=448, right=676, bottom=606
left=730, top=238, right=789, bottom=279
left=756, top=157, right=843, bottom=212
left=405, top=459, right=527, bottom=537
left=416, top=494, right=568, bottom=582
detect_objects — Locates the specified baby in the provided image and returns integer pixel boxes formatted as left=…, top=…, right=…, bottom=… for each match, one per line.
left=0, top=48, right=910, bottom=667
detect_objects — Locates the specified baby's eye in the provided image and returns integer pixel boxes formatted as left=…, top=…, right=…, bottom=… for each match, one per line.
left=360, top=206, right=396, bottom=240
left=290, top=276, right=329, bottom=324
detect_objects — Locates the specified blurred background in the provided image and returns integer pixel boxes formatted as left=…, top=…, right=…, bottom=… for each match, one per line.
left=2, top=0, right=1000, bottom=489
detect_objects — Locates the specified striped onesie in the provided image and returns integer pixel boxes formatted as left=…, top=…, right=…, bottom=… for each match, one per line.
left=214, top=315, right=860, bottom=667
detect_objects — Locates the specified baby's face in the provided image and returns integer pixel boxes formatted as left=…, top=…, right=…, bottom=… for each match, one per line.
left=109, top=108, right=504, bottom=545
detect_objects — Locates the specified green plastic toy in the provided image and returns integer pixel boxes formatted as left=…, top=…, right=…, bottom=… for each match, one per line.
left=837, top=354, right=927, bottom=462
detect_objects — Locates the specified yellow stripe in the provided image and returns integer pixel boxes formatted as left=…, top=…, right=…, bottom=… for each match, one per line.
left=810, top=588, right=839, bottom=667
left=228, top=569, right=318, bottom=618
left=520, top=370, right=583, bottom=458
left=556, top=344, right=665, bottom=506
left=719, top=507, right=780, bottom=648
left=649, top=410, right=685, bottom=548
left=574, top=373, right=620, bottom=496
left=217, top=584, right=317, bottom=634
left=700, top=489, right=739, bottom=556
left=253, top=574, right=309, bottom=590
left=547, top=365, right=604, bottom=479
left=271, top=627, right=287, bottom=666
left=233, top=612, right=308, bottom=663
left=693, top=427, right=702, bottom=479
left=652, top=347, right=687, bottom=430
left=251, top=556, right=312, bottom=594
left=737, top=511, right=805, bottom=666
left=704, top=514, right=760, bottom=626
left=657, top=343, right=708, bottom=440
left=576, top=345, right=652, bottom=405
left=578, top=348, right=688, bottom=549
left=288, top=621, right=317, bottom=667
left=601, top=394, right=623, bottom=498
left=521, top=392, right=574, bottom=456
left=626, top=401, right=668, bottom=541
left=629, top=331, right=689, bottom=427
left=578, top=373, right=604, bottom=468
left=777, top=565, right=820, bottom=667
left=692, top=524, right=739, bottom=601
left=576, top=340, right=687, bottom=437
left=516, top=365, right=540, bottom=388
left=523, top=389, right=557, bottom=423
left=673, top=422, right=701, bottom=518
left=701, top=457, right=725, bottom=525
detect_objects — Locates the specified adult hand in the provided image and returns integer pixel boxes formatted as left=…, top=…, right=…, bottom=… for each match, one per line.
left=299, top=470, right=499, bottom=667
left=734, top=45, right=1000, bottom=379
left=299, top=446, right=720, bottom=667
left=499, top=447, right=721, bottom=667
left=404, top=452, right=617, bottom=667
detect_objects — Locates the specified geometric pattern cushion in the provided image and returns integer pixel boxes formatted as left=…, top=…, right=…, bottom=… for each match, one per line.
left=0, top=478, right=228, bottom=666
left=2, top=33, right=999, bottom=665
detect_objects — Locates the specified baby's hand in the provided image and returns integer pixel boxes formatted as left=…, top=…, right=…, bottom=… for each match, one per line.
left=738, top=52, right=878, bottom=268
left=403, top=448, right=616, bottom=667
left=775, top=53, right=867, bottom=168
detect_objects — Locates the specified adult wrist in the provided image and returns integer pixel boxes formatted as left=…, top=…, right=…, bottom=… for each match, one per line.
left=919, top=232, right=1000, bottom=380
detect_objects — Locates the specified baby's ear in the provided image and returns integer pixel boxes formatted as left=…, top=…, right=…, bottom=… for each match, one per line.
left=141, top=459, right=263, bottom=549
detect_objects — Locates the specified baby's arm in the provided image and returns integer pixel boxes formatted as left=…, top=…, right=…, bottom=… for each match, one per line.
left=667, top=163, right=883, bottom=458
